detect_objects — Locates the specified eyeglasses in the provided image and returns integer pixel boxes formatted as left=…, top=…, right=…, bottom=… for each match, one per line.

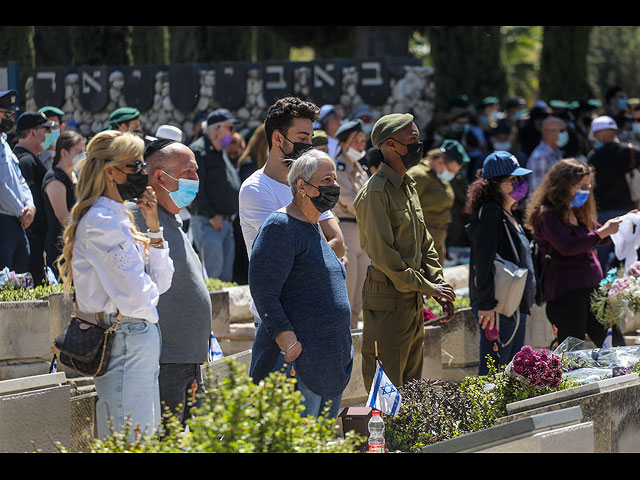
left=0, top=109, right=14, bottom=119
left=123, top=160, right=147, bottom=174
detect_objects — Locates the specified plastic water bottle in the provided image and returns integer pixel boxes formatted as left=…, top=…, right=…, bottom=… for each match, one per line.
left=367, top=410, right=385, bottom=453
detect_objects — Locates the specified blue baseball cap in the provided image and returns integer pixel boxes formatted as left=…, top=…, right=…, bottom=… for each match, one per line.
left=206, top=108, right=238, bottom=126
left=481, top=150, right=532, bottom=179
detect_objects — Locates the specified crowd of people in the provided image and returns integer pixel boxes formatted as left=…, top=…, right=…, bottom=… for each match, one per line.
left=1, top=80, right=640, bottom=436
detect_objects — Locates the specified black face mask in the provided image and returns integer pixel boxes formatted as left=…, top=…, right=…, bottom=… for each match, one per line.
left=115, top=171, right=149, bottom=201
left=279, top=134, right=313, bottom=163
left=0, top=117, right=14, bottom=133
left=304, top=180, right=340, bottom=213
left=392, top=140, right=423, bottom=169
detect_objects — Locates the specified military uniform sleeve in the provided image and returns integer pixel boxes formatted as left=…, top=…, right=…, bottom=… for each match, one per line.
left=420, top=219, right=445, bottom=285
left=355, top=185, right=440, bottom=296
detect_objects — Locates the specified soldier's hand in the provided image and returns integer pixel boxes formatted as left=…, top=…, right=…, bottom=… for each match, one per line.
left=431, top=282, right=456, bottom=303
left=435, top=297, right=455, bottom=323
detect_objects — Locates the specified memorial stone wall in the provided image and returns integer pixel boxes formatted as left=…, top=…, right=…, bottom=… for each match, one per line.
left=24, top=58, right=435, bottom=139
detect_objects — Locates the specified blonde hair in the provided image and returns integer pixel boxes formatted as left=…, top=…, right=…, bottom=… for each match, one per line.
left=57, top=130, right=148, bottom=294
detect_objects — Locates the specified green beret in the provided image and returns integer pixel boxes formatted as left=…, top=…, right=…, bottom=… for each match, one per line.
left=549, top=99, right=569, bottom=109
left=109, top=107, right=140, bottom=126
left=312, top=129, right=328, bottom=147
left=38, top=106, right=65, bottom=118
left=440, top=139, right=470, bottom=164
left=482, top=96, right=499, bottom=106
left=370, top=113, right=414, bottom=148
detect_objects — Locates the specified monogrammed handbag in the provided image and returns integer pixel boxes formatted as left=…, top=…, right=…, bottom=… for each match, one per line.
left=54, top=309, right=122, bottom=377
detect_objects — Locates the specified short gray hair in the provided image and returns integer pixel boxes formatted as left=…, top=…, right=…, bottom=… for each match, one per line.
left=287, top=148, right=331, bottom=196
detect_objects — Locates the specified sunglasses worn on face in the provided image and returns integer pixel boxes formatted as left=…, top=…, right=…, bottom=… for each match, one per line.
left=123, top=160, right=147, bottom=174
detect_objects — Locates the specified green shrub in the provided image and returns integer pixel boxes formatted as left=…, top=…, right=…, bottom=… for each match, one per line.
left=384, top=378, right=476, bottom=453
left=87, top=360, right=363, bottom=453
left=205, top=278, right=238, bottom=292
left=384, top=356, right=577, bottom=453
left=0, top=283, right=66, bottom=302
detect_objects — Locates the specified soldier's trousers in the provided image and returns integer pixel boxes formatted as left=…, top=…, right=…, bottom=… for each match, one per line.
left=361, top=265, right=424, bottom=390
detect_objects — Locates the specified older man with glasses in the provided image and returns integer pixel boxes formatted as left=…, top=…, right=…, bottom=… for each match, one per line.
left=0, top=90, right=36, bottom=276
left=13, top=111, right=55, bottom=285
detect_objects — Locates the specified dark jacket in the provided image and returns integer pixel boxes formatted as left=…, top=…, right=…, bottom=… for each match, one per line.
left=532, top=206, right=610, bottom=302
left=468, top=201, right=535, bottom=315
left=189, top=135, right=240, bottom=219
left=588, top=141, right=640, bottom=212
left=14, top=145, right=48, bottom=235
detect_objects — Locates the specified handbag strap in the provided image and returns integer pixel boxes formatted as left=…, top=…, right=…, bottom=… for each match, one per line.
left=502, top=218, right=521, bottom=264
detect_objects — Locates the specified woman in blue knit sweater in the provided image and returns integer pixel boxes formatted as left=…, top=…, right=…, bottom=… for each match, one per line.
left=249, top=148, right=353, bottom=419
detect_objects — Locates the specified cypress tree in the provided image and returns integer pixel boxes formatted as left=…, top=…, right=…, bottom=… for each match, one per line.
left=539, top=26, right=593, bottom=102
left=132, top=26, right=170, bottom=66
left=426, top=26, right=508, bottom=112
left=0, top=26, right=35, bottom=94
left=70, top=26, right=133, bottom=66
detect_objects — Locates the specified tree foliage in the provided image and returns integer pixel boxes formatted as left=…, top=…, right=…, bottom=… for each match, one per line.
left=426, top=26, right=508, bottom=111
left=539, top=26, right=593, bottom=102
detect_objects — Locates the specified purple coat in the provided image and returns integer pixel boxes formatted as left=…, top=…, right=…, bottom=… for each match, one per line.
left=532, top=207, right=610, bottom=301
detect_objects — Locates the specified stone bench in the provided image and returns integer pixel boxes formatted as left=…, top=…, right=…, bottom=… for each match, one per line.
left=497, top=373, right=640, bottom=453
left=0, top=372, right=70, bottom=452
left=421, top=406, right=594, bottom=453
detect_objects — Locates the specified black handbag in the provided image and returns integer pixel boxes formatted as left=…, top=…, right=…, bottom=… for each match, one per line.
left=54, top=305, right=122, bottom=377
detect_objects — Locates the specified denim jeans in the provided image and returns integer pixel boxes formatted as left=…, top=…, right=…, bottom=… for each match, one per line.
left=190, top=215, right=235, bottom=281
left=473, top=306, right=527, bottom=376
left=158, top=363, right=205, bottom=425
left=271, top=354, right=343, bottom=419
left=93, top=315, right=162, bottom=440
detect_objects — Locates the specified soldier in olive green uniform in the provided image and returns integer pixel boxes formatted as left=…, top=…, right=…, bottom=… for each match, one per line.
left=354, top=113, right=456, bottom=389
left=407, top=139, right=469, bottom=265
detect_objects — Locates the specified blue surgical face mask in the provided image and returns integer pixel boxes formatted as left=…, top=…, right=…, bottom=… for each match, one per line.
left=161, top=170, right=199, bottom=208
left=593, top=139, right=604, bottom=149
left=557, top=131, right=569, bottom=148
left=41, top=128, right=60, bottom=150
left=571, top=189, right=590, bottom=208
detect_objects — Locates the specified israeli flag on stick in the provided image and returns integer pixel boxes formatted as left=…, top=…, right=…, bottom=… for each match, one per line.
left=366, top=360, right=402, bottom=417
left=208, top=330, right=224, bottom=362
left=602, top=326, right=613, bottom=349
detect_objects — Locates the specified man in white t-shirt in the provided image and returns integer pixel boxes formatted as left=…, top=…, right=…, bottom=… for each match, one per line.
left=239, top=97, right=345, bottom=324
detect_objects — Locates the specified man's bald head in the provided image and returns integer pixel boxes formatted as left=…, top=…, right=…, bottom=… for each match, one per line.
left=146, top=141, right=199, bottom=214
left=146, top=141, right=195, bottom=176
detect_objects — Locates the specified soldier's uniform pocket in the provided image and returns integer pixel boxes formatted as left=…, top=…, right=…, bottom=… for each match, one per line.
left=362, top=266, right=397, bottom=312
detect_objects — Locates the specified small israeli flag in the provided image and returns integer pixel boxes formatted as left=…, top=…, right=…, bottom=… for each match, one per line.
left=602, top=327, right=613, bottom=349
left=45, top=266, right=58, bottom=286
left=49, top=354, right=57, bottom=374
left=208, top=330, right=224, bottom=362
left=366, top=361, right=402, bottom=417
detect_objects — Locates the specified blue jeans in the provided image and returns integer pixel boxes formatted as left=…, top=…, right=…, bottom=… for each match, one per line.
left=93, top=315, right=162, bottom=440
left=190, top=215, right=235, bottom=282
left=272, top=354, right=343, bottom=419
left=473, top=306, right=527, bottom=376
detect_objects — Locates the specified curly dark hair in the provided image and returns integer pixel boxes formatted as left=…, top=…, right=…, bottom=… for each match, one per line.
left=263, top=96, right=320, bottom=150
left=463, top=176, right=508, bottom=214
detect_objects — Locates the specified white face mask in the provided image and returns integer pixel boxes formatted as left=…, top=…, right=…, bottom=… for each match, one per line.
left=492, top=141, right=512, bottom=151
left=436, top=168, right=456, bottom=183
left=72, top=152, right=86, bottom=168
left=346, top=147, right=365, bottom=161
